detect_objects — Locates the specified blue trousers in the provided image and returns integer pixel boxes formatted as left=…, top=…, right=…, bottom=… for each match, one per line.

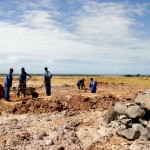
left=4, top=86, right=10, bottom=100
left=45, top=82, right=51, bottom=96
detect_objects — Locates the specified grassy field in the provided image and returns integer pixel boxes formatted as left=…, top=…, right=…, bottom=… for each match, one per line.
left=0, top=75, right=150, bottom=87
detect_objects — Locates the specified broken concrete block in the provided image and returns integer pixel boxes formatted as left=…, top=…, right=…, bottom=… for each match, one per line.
left=105, top=106, right=117, bottom=124
left=132, top=123, right=147, bottom=136
left=120, top=128, right=140, bottom=140
left=125, top=105, right=145, bottom=119
left=114, top=103, right=127, bottom=115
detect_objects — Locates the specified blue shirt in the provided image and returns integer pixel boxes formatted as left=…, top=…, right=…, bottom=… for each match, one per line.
left=89, top=80, right=97, bottom=92
left=44, top=71, right=52, bottom=83
left=4, top=73, right=13, bottom=87
left=77, top=79, right=83, bottom=85
left=19, top=72, right=31, bottom=83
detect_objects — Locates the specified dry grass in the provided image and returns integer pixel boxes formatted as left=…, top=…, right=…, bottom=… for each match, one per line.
left=0, top=75, right=150, bottom=87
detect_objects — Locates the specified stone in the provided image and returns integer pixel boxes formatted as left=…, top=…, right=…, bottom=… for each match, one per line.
left=120, top=119, right=132, bottom=125
left=146, top=127, right=150, bottom=140
left=125, top=105, right=145, bottom=119
left=135, top=90, right=150, bottom=110
left=110, top=121, right=120, bottom=128
left=120, top=128, right=140, bottom=140
left=45, top=139, right=54, bottom=146
left=105, top=106, right=117, bottom=124
left=146, top=121, right=150, bottom=128
left=118, top=115, right=127, bottom=120
left=114, top=103, right=127, bottom=115
left=132, top=124, right=147, bottom=136
left=139, top=118, right=148, bottom=126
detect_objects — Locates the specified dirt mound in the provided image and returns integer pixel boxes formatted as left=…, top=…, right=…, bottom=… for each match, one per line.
left=0, top=97, right=66, bottom=114
left=0, top=84, right=138, bottom=114
left=0, top=94, right=122, bottom=114
left=67, top=94, right=120, bottom=111
left=0, top=84, right=5, bottom=99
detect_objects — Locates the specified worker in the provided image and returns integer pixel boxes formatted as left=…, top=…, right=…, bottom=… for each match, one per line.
left=4, top=68, right=14, bottom=101
left=77, top=78, right=85, bottom=90
left=89, top=78, right=97, bottom=93
left=44, top=67, right=52, bottom=96
left=17, top=67, right=31, bottom=97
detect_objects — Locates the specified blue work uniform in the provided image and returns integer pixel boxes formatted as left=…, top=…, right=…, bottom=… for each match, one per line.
left=44, top=71, right=52, bottom=96
left=77, top=79, right=85, bottom=90
left=4, top=73, right=13, bottom=100
left=18, top=72, right=31, bottom=97
left=19, top=72, right=30, bottom=88
left=89, top=80, right=97, bottom=93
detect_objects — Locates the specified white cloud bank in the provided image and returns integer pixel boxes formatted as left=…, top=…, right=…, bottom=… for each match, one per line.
left=0, top=0, right=150, bottom=74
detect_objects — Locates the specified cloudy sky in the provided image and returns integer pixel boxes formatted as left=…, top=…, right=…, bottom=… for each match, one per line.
left=0, top=0, right=150, bottom=74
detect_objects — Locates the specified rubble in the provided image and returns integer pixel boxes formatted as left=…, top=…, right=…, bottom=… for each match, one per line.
left=106, top=90, right=150, bottom=141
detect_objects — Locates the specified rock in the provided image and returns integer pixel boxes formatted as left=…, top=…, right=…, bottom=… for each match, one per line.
left=139, top=118, right=148, bottom=126
left=45, top=139, right=54, bottom=146
left=105, top=106, right=117, bottom=124
left=11, top=125, right=22, bottom=130
left=125, top=105, right=145, bottom=119
left=146, top=121, right=150, bottom=128
left=132, top=124, right=147, bottom=136
left=146, top=127, right=150, bottom=140
left=120, top=128, right=140, bottom=140
left=118, top=115, right=128, bottom=120
left=110, top=121, right=120, bottom=128
left=120, top=119, right=132, bottom=126
left=135, top=91, right=150, bottom=110
left=114, top=103, right=127, bottom=115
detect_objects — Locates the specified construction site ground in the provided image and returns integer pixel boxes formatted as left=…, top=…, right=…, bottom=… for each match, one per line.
left=0, top=75, right=150, bottom=149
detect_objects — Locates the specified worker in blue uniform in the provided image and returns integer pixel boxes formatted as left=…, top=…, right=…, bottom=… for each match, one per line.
left=44, top=67, right=52, bottom=96
left=17, top=67, right=31, bottom=97
left=4, top=68, right=14, bottom=101
left=89, top=78, right=97, bottom=93
left=77, top=79, right=85, bottom=90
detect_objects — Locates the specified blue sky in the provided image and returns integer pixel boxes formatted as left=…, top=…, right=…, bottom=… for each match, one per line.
left=0, top=0, right=150, bottom=74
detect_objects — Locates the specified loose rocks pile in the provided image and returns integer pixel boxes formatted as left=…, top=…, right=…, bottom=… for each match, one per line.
left=106, top=90, right=150, bottom=141
left=0, top=84, right=5, bottom=99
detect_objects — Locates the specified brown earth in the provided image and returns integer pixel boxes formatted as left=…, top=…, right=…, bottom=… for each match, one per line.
left=0, top=75, right=150, bottom=149
left=0, top=76, right=147, bottom=114
left=0, top=84, right=5, bottom=99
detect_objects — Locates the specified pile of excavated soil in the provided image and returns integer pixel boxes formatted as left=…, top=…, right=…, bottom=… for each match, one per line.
left=0, top=94, right=125, bottom=114
left=0, top=84, right=5, bottom=99
left=66, top=94, right=120, bottom=111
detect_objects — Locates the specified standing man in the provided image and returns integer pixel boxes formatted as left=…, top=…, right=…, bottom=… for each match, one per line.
left=77, top=79, right=85, bottom=90
left=17, top=67, right=31, bottom=97
left=44, top=67, right=52, bottom=96
left=4, top=68, right=14, bottom=101
left=89, top=78, right=97, bottom=93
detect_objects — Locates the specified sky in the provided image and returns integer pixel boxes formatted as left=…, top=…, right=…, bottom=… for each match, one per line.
left=0, top=0, right=150, bottom=74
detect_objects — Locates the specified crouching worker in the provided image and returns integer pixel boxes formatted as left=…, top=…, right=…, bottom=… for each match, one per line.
left=89, top=78, right=97, bottom=93
left=4, top=68, right=14, bottom=101
left=77, top=79, right=85, bottom=90
left=44, top=67, right=52, bottom=96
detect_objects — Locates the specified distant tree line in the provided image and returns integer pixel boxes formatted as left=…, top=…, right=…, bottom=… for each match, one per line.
left=124, top=74, right=150, bottom=77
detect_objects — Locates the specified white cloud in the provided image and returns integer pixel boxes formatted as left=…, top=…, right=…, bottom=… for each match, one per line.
left=0, top=1, right=150, bottom=74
